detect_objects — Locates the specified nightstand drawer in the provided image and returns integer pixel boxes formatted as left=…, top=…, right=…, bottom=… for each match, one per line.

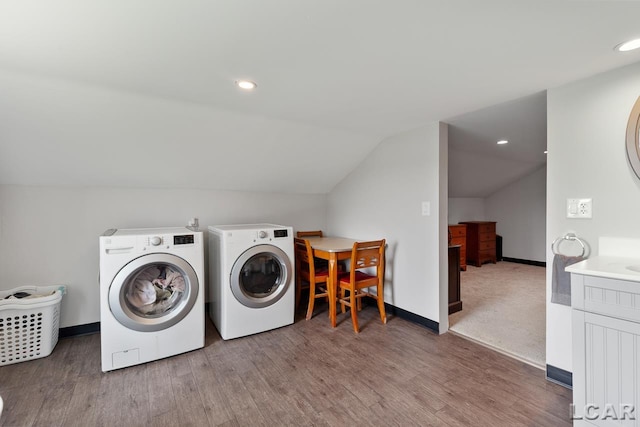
left=449, top=226, right=466, bottom=237
left=479, top=223, right=495, bottom=233
left=451, top=236, right=465, bottom=246
left=480, top=241, right=495, bottom=251
left=479, top=232, right=494, bottom=242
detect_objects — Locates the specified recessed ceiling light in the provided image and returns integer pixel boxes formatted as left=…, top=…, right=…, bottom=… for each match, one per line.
left=544, top=150, right=548, bottom=154
left=236, top=80, right=257, bottom=90
left=614, top=38, right=640, bottom=52
left=497, top=140, right=508, bottom=145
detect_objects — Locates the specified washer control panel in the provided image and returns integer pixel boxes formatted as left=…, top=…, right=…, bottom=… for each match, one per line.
left=102, top=229, right=200, bottom=255
left=174, top=234, right=195, bottom=245
left=141, top=234, right=196, bottom=249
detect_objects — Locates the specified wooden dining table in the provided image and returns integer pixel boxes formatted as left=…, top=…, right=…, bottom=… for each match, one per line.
left=305, top=236, right=357, bottom=327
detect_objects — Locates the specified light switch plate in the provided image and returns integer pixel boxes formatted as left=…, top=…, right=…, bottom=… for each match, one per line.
left=421, top=201, right=430, bottom=216
left=567, top=198, right=592, bottom=219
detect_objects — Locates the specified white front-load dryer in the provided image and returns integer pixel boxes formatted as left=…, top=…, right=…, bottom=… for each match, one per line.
left=208, top=224, right=294, bottom=340
left=99, top=227, right=204, bottom=372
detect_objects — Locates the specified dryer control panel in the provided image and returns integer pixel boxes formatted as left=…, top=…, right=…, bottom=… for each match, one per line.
left=254, top=229, right=288, bottom=241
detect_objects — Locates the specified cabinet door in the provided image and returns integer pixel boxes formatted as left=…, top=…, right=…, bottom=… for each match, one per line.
left=573, top=310, right=640, bottom=426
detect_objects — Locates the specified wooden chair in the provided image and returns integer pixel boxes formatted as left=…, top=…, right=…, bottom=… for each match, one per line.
left=294, top=238, right=329, bottom=320
left=296, top=230, right=323, bottom=238
left=296, top=230, right=330, bottom=271
left=337, top=240, right=386, bottom=333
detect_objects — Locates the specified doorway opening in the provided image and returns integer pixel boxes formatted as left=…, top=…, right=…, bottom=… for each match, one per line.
left=445, top=91, right=547, bottom=368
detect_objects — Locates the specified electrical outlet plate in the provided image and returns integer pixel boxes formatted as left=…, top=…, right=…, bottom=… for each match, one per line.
left=567, top=198, right=592, bottom=219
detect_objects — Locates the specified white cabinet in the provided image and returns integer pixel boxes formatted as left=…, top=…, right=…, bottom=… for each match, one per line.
left=570, top=272, right=640, bottom=426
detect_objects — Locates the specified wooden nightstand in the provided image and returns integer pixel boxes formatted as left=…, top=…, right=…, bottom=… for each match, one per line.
left=459, top=221, right=496, bottom=267
left=448, top=224, right=467, bottom=271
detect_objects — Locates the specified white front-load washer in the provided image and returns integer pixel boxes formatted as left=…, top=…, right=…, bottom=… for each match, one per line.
left=208, top=224, right=294, bottom=340
left=99, top=227, right=204, bottom=372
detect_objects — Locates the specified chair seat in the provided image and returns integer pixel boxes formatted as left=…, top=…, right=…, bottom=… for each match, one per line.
left=315, top=269, right=329, bottom=277
left=300, top=267, right=329, bottom=278
left=338, top=271, right=374, bottom=284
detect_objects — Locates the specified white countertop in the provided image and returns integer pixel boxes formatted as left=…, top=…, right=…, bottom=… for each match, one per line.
left=565, top=256, right=640, bottom=283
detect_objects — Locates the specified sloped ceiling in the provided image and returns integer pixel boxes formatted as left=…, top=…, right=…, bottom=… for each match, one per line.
left=448, top=91, right=547, bottom=198
left=1, top=1, right=640, bottom=193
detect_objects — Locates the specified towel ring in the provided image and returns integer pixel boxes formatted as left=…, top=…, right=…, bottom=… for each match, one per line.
left=551, top=233, right=587, bottom=257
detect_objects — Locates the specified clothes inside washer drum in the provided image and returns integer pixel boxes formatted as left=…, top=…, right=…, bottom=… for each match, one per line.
left=153, top=267, right=186, bottom=293
left=126, top=265, right=187, bottom=315
left=128, top=279, right=157, bottom=307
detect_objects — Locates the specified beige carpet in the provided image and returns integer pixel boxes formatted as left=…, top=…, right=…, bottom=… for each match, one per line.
left=448, top=261, right=545, bottom=368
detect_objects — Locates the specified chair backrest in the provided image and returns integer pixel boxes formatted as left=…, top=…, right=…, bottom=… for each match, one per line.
left=350, top=239, right=385, bottom=281
left=294, top=237, right=316, bottom=276
left=296, top=230, right=323, bottom=238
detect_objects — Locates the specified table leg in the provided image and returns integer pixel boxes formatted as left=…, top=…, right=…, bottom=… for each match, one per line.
left=329, top=255, right=337, bottom=328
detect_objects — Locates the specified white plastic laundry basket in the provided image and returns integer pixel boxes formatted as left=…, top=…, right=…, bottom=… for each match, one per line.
left=0, top=285, right=66, bottom=366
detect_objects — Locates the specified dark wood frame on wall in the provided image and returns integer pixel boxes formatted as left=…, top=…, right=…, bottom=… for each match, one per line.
left=626, top=96, right=640, bottom=180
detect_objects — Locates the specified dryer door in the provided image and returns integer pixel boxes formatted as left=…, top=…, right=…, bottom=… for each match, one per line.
left=109, top=253, right=199, bottom=332
left=230, top=244, right=292, bottom=308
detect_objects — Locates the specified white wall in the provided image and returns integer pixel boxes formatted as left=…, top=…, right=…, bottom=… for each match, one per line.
left=448, top=148, right=542, bottom=199
left=0, top=184, right=326, bottom=328
left=450, top=166, right=546, bottom=262
left=547, top=60, right=640, bottom=372
left=486, top=166, right=546, bottom=262
left=327, top=123, right=447, bottom=329
left=447, top=198, right=485, bottom=224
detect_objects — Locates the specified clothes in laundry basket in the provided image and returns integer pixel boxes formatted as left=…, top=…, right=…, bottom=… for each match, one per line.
left=3, top=290, right=57, bottom=300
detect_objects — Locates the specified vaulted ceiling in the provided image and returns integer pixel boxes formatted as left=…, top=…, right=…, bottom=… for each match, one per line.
left=448, top=91, right=547, bottom=198
left=1, top=1, right=640, bottom=193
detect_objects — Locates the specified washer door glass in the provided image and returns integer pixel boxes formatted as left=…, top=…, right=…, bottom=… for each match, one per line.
left=230, top=244, right=292, bottom=308
left=109, top=253, right=199, bottom=332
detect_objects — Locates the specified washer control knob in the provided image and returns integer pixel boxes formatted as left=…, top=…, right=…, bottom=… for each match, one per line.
left=150, top=236, right=161, bottom=246
left=258, top=231, right=268, bottom=239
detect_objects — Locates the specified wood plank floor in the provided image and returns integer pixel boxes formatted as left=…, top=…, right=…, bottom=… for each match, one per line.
left=0, top=306, right=572, bottom=426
